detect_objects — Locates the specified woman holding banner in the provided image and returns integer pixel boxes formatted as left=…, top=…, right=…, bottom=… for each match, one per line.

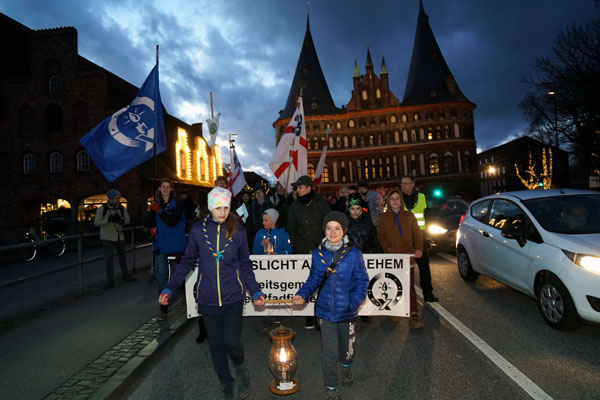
left=377, top=188, right=424, bottom=330
left=293, top=211, right=369, bottom=400
left=158, top=187, right=266, bottom=400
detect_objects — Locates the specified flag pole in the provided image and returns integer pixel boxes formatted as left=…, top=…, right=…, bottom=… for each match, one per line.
left=153, top=44, right=159, bottom=198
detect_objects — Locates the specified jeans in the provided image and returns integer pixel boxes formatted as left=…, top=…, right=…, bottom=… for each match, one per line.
left=319, top=319, right=356, bottom=388
left=102, top=240, right=128, bottom=284
left=415, top=249, right=434, bottom=294
left=203, top=302, right=245, bottom=384
left=155, top=253, right=178, bottom=293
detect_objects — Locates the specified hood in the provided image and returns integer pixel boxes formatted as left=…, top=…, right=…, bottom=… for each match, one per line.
left=544, top=233, right=600, bottom=256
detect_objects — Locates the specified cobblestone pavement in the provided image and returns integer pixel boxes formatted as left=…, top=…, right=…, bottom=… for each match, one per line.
left=42, top=300, right=187, bottom=400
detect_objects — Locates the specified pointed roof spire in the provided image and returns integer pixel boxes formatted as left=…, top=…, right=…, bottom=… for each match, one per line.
left=380, top=56, right=388, bottom=75
left=365, top=48, right=373, bottom=68
left=278, top=12, right=341, bottom=120
left=402, top=0, right=471, bottom=105
left=353, top=59, right=360, bottom=78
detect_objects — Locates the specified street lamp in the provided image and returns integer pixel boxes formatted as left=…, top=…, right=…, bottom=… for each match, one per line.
left=488, top=166, right=496, bottom=175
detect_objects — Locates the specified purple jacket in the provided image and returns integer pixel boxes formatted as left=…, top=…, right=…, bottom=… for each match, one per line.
left=165, top=216, right=261, bottom=307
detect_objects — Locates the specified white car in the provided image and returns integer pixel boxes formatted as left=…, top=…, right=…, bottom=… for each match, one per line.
left=456, top=189, right=600, bottom=330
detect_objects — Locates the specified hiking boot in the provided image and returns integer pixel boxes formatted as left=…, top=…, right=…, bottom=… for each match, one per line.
left=325, top=387, right=341, bottom=400
left=423, top=291, right=438, bottom=302
left=304, top=316, right=316, bottom=330
left=222, top=381, right=235, bottom=400
left=409, top=312, right=424, bottom=330
left=234, top=362, right=251, bottom=399
left=341, top=365, right=354, bottom=386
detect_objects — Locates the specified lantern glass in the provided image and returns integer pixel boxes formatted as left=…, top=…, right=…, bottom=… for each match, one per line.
left=268, top=326, right=300, bottom=395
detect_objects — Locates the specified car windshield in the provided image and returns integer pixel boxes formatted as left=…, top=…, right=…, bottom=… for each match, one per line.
left=522, top=194, right=600, bottom=234
left=427, top=198, right=468, bottom=215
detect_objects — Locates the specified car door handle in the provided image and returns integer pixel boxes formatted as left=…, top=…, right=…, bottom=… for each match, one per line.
left=481, top=231, right=490, bottom=238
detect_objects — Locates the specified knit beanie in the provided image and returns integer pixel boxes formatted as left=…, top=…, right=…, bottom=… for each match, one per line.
left=207, top=187, right=232, bottom=211
left=322, top=211, right=349, bottom=233
left=263, top=208, right=279, bottom=224
left=107, top=189, right=120, bottom=199
left=348, top=192, right=362, bottom=208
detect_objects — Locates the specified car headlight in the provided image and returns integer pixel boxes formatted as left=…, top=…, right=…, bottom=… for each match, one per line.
left=562, top=250, right=600, bottom=275
left=427, top=224, right=448, bottom=235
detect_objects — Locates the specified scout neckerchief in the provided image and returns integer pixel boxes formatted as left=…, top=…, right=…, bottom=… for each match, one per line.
left=202, top=215, right=233, bottom=264
left=315, top=241, right=352, bottom=298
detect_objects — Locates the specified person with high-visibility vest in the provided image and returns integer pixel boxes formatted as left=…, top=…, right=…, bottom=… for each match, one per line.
left=401, top=175, right=439, bottom=303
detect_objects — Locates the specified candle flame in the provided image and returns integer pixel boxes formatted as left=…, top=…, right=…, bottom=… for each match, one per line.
left=279, top=347, right=287, bottom=363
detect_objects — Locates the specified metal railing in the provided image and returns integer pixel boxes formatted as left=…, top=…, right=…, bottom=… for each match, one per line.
left=0, top=226, right=151, bottom=294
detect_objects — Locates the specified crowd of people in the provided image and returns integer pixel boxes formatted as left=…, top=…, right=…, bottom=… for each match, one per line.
left=102, top=173, right=438, bottom=400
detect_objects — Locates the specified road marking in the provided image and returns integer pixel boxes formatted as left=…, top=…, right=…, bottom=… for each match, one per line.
left=420, top=255, right=553, bottom=400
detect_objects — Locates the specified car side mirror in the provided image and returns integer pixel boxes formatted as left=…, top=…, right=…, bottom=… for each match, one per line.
left=501, top=225, right=526, bottom=247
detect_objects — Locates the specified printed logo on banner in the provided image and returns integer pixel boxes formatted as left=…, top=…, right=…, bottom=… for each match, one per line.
left=367, top=272, right=403, bottom=310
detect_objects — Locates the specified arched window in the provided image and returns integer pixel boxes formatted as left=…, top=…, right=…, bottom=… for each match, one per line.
left=49, top=74, right=63, bottom=94
left=351, top=136, right=357, bottom=147
left=329, top=136, right=334, bottom=148
left=49, top=151, right=63, bottom=173
left=429, top=155, right=440, bottom=175
left=385, top=157, right=391, bottom=179
left=313, top=138, right=319, bottom=150
left=307, top=163, right=315, bottom=179
left=385, top=132, right=391, bottom=144
left=377, top=133, right=382, bottom=145
left=413, top=112, right=420, bottom=122
left=371, top=158, right=376, bottom=180
left=427, top=127, right=433, bottom=140
left=45, top=104, right=63, bottom=132
left=378, top=157, right=383, bottom=179
left=436, top=126, right=441, bottom=139
left=336, top=121, right=342, bottom=129
left=348, top=120, right=355, bottom=128
left=360, top=136, right=366, bottom=147
left=340, top=161, right=347, bottom=182
left=395, top=130, right=401, bottom=143
left=390, top=115, right=397, bottom=124
left=411, top=129, right=417, bottom=142
left=333, top=161, right=338, bottom=183
left=369, top=135, right=374, bottom=146
left=376, top=89, right=381, bottom=98
left=443, top=155, right=454, bottom=173
left=357, top=160, right=362, bottom=180
left=307, top=138, right=312, bottom=150
left=454, top=123, right=460, bottom=138
left=23, top=154, right=36, bottom=174
left=336, top=136, right=341, bottom=148
left=363, top=159, right=369, bottom=180
left=76, top=150, right=90, bottom=172
left=323, top=165, right=330, bottom=183
left=401, top=113, right=408, bottom=122
left=362, top=90, right=368, bottom=100
left=444, top=125, right=450, bottom=139
left=343, top=135, right=349, bottom=148
left=402, top=130, right=408, bottom=143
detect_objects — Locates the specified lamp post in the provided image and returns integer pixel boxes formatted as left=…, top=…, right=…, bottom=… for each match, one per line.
left=546, top=89, right=559, bottom=148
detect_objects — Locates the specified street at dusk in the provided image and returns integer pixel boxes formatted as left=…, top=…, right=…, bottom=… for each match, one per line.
left=1, top=0, right=599, bottom=399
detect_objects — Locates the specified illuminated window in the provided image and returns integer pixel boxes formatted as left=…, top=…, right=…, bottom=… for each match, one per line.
left=411, top=129, right=417, bottom=142
left=76, top=150, right=90, bottom=172
left=343, top=136, right=349, bottom=148
left=351, top=136, right=357, bottom=147
left=307, top=164, right=315, bottom=179
left=429, top=157, right=440, bottom=175
left=371, top=158, right=376, bottom=179
left=322, top=165, right=330, bottom=182
left=369, top=135, right=374, bottom=146
left=23, top=154, right=36, bottom=174
left=376, top=89, right=381, bottom=98
left=444, top=125, right=450, bottom=138
left=176, top=128, right=192, bottom=180
left=349, top=120, right=355, bottom=128
left=436, top=126, right=441, bottom=139
left=390, top=115, right=397, bottom=123
left=307, top=139, right=311, bottom=150
left=362, top=90, right=368, bottom=100
left=49, top=151, right=63, bottom=173
left=427, top=130, right=433, bottom=140
left=413, top=112, right=420, bottom=121
left=336, top=121, right=342, bottom=129
left=401, top=113, right=408, bottom=122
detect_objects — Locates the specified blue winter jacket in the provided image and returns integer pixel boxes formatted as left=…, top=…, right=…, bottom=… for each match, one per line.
left=296, top=240, right=369, bottom=322
left=151, top=198, right=187, bottom=255
left=252, top=227, right=292, bottom=255
left=164, top=216, right=261, bottom=307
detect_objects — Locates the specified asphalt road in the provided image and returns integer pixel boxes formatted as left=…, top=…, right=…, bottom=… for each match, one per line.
left=119, top=253, right=600, bottom=400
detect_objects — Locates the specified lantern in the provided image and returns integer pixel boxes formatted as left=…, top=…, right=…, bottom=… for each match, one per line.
left=268, top=325, right=300, bottom=395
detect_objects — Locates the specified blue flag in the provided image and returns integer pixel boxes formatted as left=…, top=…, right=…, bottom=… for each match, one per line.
left=80, top=64, right=166, bottom=182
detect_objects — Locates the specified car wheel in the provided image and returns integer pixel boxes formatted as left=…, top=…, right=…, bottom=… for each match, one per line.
left=537, top=274, right=580, bottom=330
left=457, top=248, right=479, bottom=281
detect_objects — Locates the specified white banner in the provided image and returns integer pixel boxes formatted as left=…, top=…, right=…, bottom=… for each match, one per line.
left=184, top=254, right=411, bottom=319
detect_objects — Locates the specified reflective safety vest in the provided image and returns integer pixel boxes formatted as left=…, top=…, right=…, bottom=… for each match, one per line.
left=404, top=192, right=427, bottom=230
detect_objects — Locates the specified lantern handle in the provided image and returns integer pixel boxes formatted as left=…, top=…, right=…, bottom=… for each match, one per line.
left=264, top=299, right=294, bottom=304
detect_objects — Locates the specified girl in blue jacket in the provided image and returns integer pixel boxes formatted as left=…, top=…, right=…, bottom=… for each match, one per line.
left=293, top=211, right=369, bottom=400
left=159, top=187, right=266, bottom=400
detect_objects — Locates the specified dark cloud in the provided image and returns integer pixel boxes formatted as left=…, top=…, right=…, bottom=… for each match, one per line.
left=2, top=0, right=598, bottom=177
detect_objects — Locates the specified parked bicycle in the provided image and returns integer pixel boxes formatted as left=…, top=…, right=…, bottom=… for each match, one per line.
left=18, top=227, right=66, bottom=262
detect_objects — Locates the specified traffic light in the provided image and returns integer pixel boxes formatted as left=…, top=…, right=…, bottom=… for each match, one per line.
left=433, top=189, right=443, bottom=198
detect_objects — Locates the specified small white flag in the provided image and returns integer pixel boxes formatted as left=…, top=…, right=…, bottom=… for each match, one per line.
left=206, top=113, right=221, bottom=148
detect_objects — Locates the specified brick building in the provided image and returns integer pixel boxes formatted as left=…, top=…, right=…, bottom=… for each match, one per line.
left=478, top=136, right=569, bottom=196
left=0, top=13, right=222, bottom=229
left=274, top=3, right=479, bottom=200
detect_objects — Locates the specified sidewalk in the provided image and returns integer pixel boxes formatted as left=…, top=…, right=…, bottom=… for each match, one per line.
left=0, top=247, right=191, bottom=400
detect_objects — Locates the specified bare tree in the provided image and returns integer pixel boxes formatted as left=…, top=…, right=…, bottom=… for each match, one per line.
left=520, top=13, right=600, bottom=181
